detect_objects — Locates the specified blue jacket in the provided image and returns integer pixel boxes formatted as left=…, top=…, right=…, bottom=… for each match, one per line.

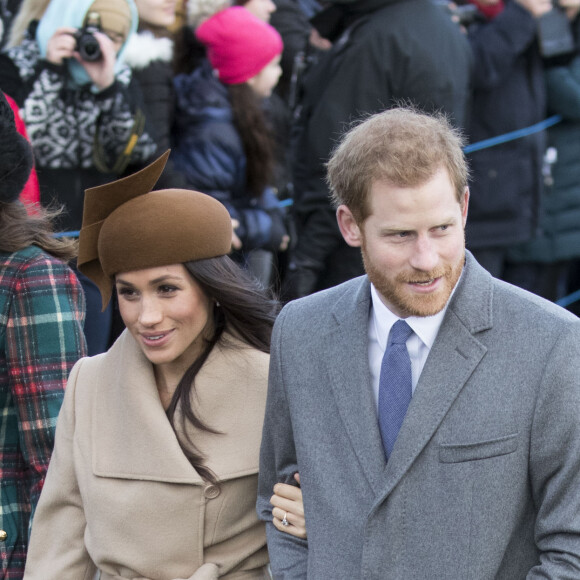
left=172, top=61, right=285, bottom=252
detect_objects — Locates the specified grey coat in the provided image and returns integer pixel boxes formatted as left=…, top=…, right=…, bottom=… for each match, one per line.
left=257, top=252, right=580, bottom=579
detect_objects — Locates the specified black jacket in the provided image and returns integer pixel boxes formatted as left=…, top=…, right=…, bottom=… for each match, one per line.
left=292, top=0, right=473, bottom=213
left=465, top=1, right=546, bottom=249
left=282, top=0, right=472, bottom=298
left=122, top=29, right=187, bottom=189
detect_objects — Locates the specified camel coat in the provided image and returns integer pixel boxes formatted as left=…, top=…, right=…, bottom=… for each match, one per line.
left=23, top=330, right=270, bottom=580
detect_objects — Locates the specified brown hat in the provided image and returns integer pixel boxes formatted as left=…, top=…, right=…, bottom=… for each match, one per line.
left=78, top=151, right=233, bottom=309
left=87, top=0, right=132, bottom=43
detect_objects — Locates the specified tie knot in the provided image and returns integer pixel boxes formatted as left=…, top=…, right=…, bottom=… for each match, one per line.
left=389, top=320, right=413, bottom=346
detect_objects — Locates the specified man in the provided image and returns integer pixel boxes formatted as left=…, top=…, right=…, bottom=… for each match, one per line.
left=257, top=108, right=580, bottom=579
left=282, top=0, right=472, bottom=299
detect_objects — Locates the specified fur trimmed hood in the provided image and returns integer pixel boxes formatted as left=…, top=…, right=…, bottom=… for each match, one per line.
left=123, top=30, right=173, bottom=69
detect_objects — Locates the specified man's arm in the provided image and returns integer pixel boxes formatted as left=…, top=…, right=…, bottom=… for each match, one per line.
left=527, top=321, right=580, bottom=578
left=257, top=305, right=308, bottom=579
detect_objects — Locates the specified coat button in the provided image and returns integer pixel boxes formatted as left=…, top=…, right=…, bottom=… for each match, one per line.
left=0, top=530, right=7, bottom=541
left=203, top=484, right=220, bottom=499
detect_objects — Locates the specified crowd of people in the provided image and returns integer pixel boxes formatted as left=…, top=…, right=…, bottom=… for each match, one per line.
left=1, top=0, right=580, bottom=578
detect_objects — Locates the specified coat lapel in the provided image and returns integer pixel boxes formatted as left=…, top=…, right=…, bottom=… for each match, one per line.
left=92, top=331, right=268, bottom=484
left=325, top=277, right=388, bottom=495
left=374, top=252, right=493, bottom=504
left=92, top=331, right=204, bottom=484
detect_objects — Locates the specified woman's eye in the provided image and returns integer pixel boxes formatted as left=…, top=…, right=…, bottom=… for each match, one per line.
left=159, top=285, right=178, bottom=294
left=117, top=287, right=137, bottom=299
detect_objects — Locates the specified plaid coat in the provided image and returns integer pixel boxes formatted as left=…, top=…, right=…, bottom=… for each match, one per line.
left=0, top=245, right=86, bottom=579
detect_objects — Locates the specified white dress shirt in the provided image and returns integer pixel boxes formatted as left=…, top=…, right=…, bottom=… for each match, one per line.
left=368, top=280, right=460, bottom=415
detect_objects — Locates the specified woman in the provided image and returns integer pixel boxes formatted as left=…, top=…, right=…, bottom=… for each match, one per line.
left=0, top=90, right=86, bottom=579
left=172, top=7, right=288, bottom=286
left=23, top=151, right=301, bottom=580
left=0, top=0, right=158, bottom=355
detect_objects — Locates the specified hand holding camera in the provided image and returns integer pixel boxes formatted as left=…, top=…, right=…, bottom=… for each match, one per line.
left=558, top=0, right=580, bottom=19
left=46, top=15, right=118, bottom=91
left=46, top=27, right=78, bottom=66
left=515, top=0, right=553, bottom=18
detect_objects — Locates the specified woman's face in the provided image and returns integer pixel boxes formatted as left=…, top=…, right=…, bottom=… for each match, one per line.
left=247, top=54, right=282, bottom=98
left=243, top=0, right=276, bottom=22
left=134, top=0, right=177, bottom=28
left=116, top=264, right=212, bottom=375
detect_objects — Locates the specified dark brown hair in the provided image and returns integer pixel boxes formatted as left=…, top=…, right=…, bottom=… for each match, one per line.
left=165, top=254, right=278, bottom=484
left=229, top=83, right=276, bottom=197
left=0, top=201, right=77, bottom=261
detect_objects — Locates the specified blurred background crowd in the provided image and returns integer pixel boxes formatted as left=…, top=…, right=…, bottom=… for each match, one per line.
left=1, top=0, right=580, bottom=356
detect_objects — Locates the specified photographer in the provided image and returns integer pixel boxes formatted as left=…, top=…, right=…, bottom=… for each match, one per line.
left=0, top=0, right=157, bottom=356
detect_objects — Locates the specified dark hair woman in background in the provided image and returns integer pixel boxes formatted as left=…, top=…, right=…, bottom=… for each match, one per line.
left=0, top=90, right=86, bottom=579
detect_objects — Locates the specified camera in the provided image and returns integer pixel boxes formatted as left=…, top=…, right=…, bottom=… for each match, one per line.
left=74, top=12, right=102, bottom=62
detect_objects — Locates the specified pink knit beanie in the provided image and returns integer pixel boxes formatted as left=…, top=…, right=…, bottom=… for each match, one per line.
left=196, top=6, right=283, bottom=85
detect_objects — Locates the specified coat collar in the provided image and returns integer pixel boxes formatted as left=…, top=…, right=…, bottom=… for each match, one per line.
left=92, top=331, right=268, bottom=484
left=326, top=252, right=493, bottom=498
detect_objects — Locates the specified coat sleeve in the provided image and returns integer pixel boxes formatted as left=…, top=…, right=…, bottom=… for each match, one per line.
left=257, top=305, right=308, bottom=579
left=545, top=56, right=580, bottom=120
left=173, top=129, right=278, bottom=251
left=7, top=254, right=86, bottom=536
left=527, top=321, right=580, bottom=578
left=24, top=359, right=97, bottom=580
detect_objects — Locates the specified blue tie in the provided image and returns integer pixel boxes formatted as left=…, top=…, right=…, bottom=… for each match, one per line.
left=378, top=320, right=413, bottom=459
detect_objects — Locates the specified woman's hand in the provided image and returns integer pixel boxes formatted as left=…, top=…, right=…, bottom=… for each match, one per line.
left=132, top=563, right=219, bottom=580
left=270, top=473, right=306, bottom=539
left=178, top=563, right=219, bottom=580
left=46, top=27, right=78, bottom=65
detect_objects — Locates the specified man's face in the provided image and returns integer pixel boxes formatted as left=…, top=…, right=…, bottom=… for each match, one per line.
left=337, top=167, right=469, bottom=318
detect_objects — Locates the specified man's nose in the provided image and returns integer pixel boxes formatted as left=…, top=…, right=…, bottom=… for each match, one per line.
left=409, top=236, right=438, bottom=272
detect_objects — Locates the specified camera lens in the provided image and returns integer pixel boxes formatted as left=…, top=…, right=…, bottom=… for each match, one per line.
left=77, top=32, right=101, bottom=62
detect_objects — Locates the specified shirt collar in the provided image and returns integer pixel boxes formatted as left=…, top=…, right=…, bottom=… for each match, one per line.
left=370, top=270, right=463, bottom=351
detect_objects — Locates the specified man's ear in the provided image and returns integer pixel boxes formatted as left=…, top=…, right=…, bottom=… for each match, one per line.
left=461, top=187, right=469, bottom=227
left=336, top=205, right=362, bottom=247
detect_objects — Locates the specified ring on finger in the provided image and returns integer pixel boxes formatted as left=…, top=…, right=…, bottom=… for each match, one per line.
left=281, top=511, right=289, bottom=526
